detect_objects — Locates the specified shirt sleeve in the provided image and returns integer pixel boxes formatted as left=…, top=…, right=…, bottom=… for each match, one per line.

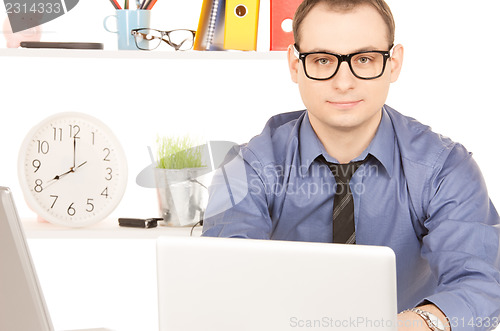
left=421, top=143, right=500, bottom=331
left=202, top=145, right=273, bottom=239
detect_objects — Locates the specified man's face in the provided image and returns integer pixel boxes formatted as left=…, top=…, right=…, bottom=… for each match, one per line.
left=288, top=3, right=403, bottom=136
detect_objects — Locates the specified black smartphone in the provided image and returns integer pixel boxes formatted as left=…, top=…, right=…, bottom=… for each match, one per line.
left=118, top=218, right=162, bottom=228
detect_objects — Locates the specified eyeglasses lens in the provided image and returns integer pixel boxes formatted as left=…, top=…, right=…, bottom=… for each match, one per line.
left=167, top=30, right=195, bottom=51
left=134, top=29, right=162, bottom=50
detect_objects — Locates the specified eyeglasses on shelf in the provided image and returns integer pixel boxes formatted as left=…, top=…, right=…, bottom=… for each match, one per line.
left=131, top=28, right=196, bottom=51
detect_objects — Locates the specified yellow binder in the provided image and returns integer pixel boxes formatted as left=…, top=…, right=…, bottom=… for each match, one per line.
left=194, top=0, right=210, bottom=50
left=224, top=0, right=260, bottom=51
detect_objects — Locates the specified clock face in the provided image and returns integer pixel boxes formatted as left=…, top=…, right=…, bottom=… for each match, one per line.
left=18, top=112, right=128, bottom=227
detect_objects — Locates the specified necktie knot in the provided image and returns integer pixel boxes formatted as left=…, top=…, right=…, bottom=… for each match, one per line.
left=328, top=161, right=364, bottom=183
left=321, top=154, right=370, bottom=182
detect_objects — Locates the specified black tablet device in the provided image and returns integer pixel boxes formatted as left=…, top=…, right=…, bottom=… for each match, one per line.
left=20, top=41, right=104, bottom=50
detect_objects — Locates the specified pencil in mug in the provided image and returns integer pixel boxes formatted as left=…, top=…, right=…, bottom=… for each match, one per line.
left=124, top=0, right=128, bottom=9
left=145, top=0, right=157, bottom=9
left=109, top=0, right=122, bottom=9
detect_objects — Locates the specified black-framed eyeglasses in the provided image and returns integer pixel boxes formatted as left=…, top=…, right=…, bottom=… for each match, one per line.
left=131, top=28, right=196, bottom=51
left=293, top=44, right=393, bottom=80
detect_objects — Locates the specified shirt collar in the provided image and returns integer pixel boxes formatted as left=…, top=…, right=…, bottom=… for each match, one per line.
left=298, top=112, right=326, bottom=174
left=364, top=106, right=395, bottom=178
left=298, top=106, right=395, bottom=178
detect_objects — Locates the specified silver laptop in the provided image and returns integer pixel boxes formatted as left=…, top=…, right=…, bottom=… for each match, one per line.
left=157, top=236, right=398, bottom=331
left=0, top=187, right=109, bottom=331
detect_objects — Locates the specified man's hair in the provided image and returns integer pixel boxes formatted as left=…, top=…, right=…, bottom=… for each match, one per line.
left=293, top=0, right=395, bottom=50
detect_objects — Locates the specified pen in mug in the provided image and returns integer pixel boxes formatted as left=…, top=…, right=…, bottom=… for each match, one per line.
left=140, top=0, right=154, bottom=9
left=142, top=0, right=156, bottom=10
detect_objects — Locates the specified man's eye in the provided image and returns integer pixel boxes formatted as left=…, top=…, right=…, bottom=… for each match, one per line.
left=357, top=57, right=371, bottom=64
left=317, top=58, right=331, bottom=65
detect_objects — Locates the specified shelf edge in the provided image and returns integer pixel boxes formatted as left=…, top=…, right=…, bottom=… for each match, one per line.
left=0, top=48, right=287, bottom=60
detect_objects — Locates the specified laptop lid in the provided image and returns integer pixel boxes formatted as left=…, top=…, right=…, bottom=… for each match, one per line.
left=0, top=186, right=54, bottom=331
left=157, top=236, right=398, bottom=331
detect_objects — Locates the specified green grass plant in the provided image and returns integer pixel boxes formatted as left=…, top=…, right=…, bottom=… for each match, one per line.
left=156, top=135, right=204, bottom=169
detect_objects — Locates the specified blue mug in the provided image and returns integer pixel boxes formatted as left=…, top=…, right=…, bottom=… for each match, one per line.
left=103, top=10, right=151, bottom=50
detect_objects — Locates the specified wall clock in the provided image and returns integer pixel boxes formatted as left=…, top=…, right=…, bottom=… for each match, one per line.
left=18, top=112, right=128, bottom=227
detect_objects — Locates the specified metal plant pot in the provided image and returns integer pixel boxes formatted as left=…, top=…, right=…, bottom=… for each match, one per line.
left=154, top=167, right=212, bottom=227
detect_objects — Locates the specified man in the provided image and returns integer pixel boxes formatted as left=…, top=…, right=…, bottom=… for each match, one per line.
left=202, top=0, right=500, bottom=330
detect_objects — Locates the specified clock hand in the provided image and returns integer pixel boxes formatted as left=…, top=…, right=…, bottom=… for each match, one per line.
left=74, top=161, right=88, bottom=170
left=73, top=137, right=76, bottom=169
left=43, top=169, right=74, bottom=190
left=48, top=161, right=88, bottom=182
left=44, top=160, right=89, bottom=190
left=51, top=168, right=73, bottom=181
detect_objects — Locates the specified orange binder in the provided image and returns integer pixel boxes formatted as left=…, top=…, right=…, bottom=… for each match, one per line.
left=270, top=0, right=302, bottom=51
left=223, top=0, right=260, bottom=51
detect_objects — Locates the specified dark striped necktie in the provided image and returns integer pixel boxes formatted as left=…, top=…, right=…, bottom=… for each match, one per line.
left=324, top=157, right=368, bottom=244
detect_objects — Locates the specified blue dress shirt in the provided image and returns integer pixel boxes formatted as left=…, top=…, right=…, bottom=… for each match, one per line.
left=202, top=105, right=500, bottom=331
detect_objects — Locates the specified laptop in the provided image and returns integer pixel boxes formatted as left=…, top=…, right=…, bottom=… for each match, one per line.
left=157, top=235, right=398, bottom=331
left=0, top=186, right=109, bottom=331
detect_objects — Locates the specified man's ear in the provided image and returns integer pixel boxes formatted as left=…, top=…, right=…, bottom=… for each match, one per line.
left=389, top=44, right=404, bottom=83
left=287, top=44, right=299, bottom=84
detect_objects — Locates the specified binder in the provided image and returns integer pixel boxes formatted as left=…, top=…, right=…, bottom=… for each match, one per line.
left=270, top=0, right=302, bottom=50
left=223, top=0, right=260, bottom=51
left=194, top=0, right=225, bottom=51
left=210, top=0, right=226, bottom=50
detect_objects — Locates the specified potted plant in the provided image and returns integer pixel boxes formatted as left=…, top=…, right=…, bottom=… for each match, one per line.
left=154, top=135, right=211, bottom=227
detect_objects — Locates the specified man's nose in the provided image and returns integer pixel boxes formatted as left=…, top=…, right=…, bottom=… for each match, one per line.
left=330, top=61, right=356, bottom=91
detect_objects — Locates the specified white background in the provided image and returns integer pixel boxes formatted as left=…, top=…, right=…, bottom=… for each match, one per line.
left=0, top=0, right=499, bottom=218
left=0, top=1, right=499, bottom=330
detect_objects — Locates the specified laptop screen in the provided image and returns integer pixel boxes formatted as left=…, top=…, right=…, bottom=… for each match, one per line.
left=0, top=187, right=54, bottom=331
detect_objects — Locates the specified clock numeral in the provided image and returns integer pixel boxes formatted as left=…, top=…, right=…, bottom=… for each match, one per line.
left=101, top=187, right=109, bottom=198
left=50, top=195, right=58, bottom=208
left=105, top=167, right=113, bottom=181
left=53, top=127, right=63, bottom=141
left=103, top=148, right=111, bottom=161
left=67, top=203, right=76, bottom=216
left=36, top=140, right=49, bottom=154
left=91, top=132, right=96, bottom=145
left=32, top=159, right=41, bottom=173
left=86, top=199, right=94, bottom=212
left=69, top=125, right=81, bottom=139
left=34, top=179, right=43, bottom=193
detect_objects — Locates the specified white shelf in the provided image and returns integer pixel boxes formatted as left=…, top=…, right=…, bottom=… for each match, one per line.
left=23, top=217, right=202, bottom=239
left=0, top=48, right=287, bottom=60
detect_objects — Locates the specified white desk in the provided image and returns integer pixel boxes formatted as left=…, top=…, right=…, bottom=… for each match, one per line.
left=23, top=217, right=203, bottom=239
left=24, top=218, right=201, bottom=331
